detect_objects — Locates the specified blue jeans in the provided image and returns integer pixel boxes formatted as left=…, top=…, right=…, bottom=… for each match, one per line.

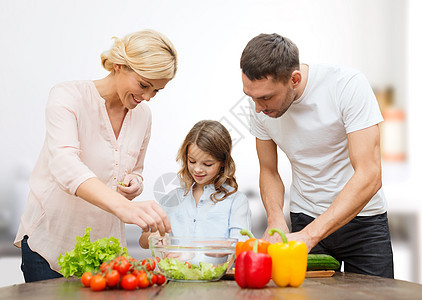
left=291, top=212, right=394, bottom=278
left=20, top=235, right=63, bottom=282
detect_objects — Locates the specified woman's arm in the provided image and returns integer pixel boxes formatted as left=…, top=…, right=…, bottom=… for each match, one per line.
left=46, top=86, right=171, bottom=234
left=76, top=177, right=171, bottom=235
left=118, top=111, right=151, bottom=200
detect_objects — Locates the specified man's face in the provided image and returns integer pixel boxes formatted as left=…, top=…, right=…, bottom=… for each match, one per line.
left=242, top=73, right=296, bottom=118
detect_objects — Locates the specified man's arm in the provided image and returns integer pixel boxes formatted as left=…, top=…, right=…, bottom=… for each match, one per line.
left=256, top=138, right=290, bottom=243
left=288, top=124, right=382, bottom=251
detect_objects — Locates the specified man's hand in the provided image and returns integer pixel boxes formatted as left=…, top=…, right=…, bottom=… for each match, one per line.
left=285, top=230, right=316, bottom=253
left=262, top=221, right=290, bottom=243
left=262, top=225, right=317, bottom=252
left=262, top=228, right=283, bottom=243
left=118, top=174, right=143, bottom=200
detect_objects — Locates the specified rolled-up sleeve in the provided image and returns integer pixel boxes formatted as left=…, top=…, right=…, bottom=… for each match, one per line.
left=46, top=86, right=96, bottom=195
left=131, top=108, right=152, bottom=182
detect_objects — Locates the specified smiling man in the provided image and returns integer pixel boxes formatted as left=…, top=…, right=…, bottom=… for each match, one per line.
left=241, top=33, right=393, bottom=278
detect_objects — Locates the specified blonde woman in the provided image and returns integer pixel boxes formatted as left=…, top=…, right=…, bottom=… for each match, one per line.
left=14, top=29, right=177, bottom=282
left=139, top=120, right=251, bottom=249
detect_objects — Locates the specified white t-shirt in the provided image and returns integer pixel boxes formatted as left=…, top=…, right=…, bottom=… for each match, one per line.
left=249, top=64, right=387, bottom=218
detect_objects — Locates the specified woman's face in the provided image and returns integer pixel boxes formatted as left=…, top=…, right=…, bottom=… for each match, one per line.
left=115, top=65, right=170, bottom=109
left=187, top=144, right=222, bottom=189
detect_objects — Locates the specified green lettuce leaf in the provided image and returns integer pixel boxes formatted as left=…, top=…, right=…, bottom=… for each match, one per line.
left=58, top=227, right=128, bottom=278
left=158, top=257, right=228, bottom=281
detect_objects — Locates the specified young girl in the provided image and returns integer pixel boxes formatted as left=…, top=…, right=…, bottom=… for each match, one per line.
left=139, top=120, right=251, bottom=248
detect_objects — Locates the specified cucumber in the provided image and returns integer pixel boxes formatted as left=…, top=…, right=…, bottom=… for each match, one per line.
left=307, top=254, right=340, bottom=271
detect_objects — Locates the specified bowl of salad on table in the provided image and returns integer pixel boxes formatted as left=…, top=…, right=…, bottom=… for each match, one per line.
left=149, top=236, right=237, bottom=282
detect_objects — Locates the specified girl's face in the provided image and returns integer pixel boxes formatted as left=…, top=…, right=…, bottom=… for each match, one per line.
left=187, top=143, right=222, bottom=188
left=114, top=64, right=170, bottom=109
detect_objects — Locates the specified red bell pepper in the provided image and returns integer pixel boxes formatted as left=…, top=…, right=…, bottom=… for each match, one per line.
left=234, top=240, right=272, bottom=289
left=235, top=229, right=271, bottom=257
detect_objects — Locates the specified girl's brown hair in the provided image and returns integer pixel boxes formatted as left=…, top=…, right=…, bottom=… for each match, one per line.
left=176, top=120, right=238, bottom=202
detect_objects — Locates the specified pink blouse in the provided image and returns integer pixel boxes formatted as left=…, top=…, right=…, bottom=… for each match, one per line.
left=14, top=80, right=152, bottom=271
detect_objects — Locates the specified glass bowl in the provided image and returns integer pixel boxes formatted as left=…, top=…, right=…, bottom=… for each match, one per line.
left=149, top=236, right=237, bottom=282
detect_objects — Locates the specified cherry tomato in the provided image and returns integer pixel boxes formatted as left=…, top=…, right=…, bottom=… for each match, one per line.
left=142, top=258, right=156, bottom=271
left=111, top=256, right=124, bottom=268
left=120, top=274, right=138, bottom=290
left=100, top=262, right=111, bottom=273
left=115, top=257, right=131, bottom=275
left=184, top=262, right=192, bottom=269
left=81, top=272, right=93, bottom=287
left=149, top=273, right=157, bottom=285
left=156, top=274, right=166, bottom=285
left=90, top=274, right=106, bottom=291
left=127, top=257, right=136, bottom=267
left=105, top=269, right=120, bottom=288
left=118, top=261, right=131, bottom=275
left=128, top=257, right=137, bottom=264
left=137, top=272, right=150, bottom=289
left=135, top=268, right=146, bottom=277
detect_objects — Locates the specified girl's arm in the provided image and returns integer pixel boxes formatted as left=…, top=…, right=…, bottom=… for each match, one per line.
left=228, top=191, right=252, bottom=241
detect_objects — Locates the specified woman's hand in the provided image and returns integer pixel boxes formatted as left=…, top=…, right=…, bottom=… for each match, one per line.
left=118, top=174, right=143, bottom=200
left=76, top=178, right=171, bottom=235
left=115, top=200, right=171, bottom=236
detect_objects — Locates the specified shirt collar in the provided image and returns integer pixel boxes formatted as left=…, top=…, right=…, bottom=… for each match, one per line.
left=190, top=182, right=216, bottom=192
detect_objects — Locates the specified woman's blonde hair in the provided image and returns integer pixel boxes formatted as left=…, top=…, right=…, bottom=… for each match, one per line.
left=101, top=29, right=177, bottom=79
left=176, top=120, right=238, bottom=202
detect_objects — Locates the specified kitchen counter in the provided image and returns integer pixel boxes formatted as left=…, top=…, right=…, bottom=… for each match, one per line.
left=1, top=272, right=422, bottom=300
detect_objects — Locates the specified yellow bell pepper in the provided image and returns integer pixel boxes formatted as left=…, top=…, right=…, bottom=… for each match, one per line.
left=267, top=228, right=308, bottom=287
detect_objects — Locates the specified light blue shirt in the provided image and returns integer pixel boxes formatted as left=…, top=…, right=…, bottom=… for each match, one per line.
left=159, top=183, right=251, bottom=241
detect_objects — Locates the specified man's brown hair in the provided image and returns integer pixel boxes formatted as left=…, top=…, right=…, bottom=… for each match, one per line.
left=240, top=33, right=300, bottom=83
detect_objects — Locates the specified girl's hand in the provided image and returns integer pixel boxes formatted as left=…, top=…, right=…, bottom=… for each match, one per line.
left=118, top=174, right=143, bottom=200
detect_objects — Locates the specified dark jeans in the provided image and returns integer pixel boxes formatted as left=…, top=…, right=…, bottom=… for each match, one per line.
left=291, top=212, right=394, bottom=278
left=21, top=235, right=63, bottom=282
